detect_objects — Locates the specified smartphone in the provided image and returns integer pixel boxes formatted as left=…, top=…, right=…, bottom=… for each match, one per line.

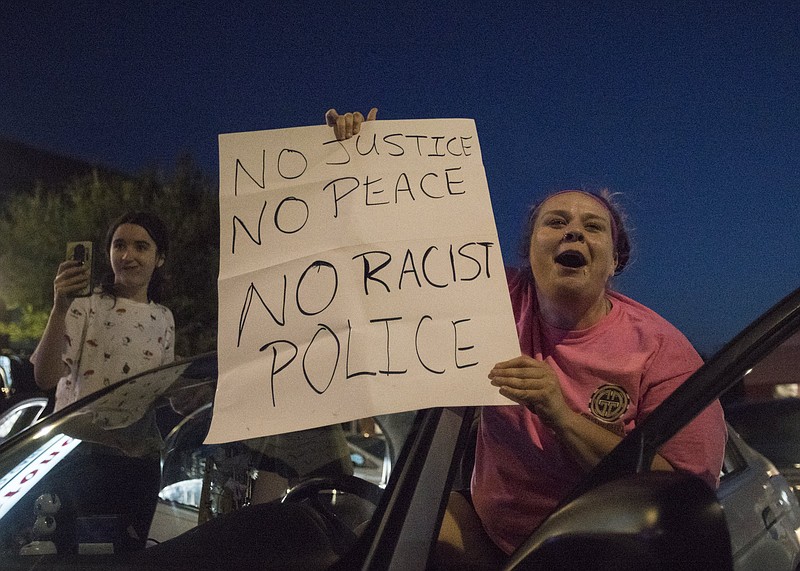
left=65, top=241, right=94, bottom=297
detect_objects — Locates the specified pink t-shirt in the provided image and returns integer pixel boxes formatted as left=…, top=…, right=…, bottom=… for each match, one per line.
left=471, top=268, right=727, bottom=554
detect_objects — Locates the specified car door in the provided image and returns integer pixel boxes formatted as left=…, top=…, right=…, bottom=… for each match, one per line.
left=718, top=426, right=800, bottom=570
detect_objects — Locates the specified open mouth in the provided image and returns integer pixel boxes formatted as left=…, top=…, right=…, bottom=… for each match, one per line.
left=554, top=250, right=587, bottom=268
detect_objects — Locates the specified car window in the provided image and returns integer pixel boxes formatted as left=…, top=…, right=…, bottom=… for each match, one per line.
left=719, top=431, right=747, bottom=480
left=156, top=403, right=414, bottom=539
left=738, top=329, right=800, bottom=400
left=0, top=360, right=419, bottom=565
left=719, top=330, right=800, bottom=503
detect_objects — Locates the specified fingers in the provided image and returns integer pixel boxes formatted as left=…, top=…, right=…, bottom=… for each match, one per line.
left=334, top=112, right=353, bottom=140
left=56, top=262, right=87, bottom=285
left=492, top=355, right=538, bottom=369
left=489, top=356, right=551, bottom=384
left=351, top=111, right=364, bottom=137
left=325, top=107, right=379, bottom=140
left=325, top=108, right=339, bottom=127
left=489, top=355, right=570, bottom=426
left=488, top=355, right=557, bottom=394
left=496, top=387, right=530, bottom=407
left=55, top=261, right=90, bottom=298
left=490, top=374, right=547, bottom=391
left=326, top=108, right=349, bottom=140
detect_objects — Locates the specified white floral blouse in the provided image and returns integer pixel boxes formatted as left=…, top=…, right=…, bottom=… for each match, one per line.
left=55, top=292, right=175, bottom=411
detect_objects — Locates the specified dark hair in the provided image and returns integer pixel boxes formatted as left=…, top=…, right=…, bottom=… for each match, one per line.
left=518, top=188, right=632, bottom=279
left=100, top=211, right=170, bottom=303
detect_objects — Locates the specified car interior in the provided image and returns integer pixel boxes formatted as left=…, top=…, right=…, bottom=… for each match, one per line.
left=0, top=358, right=419, bottom=569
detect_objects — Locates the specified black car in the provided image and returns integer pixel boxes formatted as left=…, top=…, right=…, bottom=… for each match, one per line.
left=0, top=286, right=799, bottom=570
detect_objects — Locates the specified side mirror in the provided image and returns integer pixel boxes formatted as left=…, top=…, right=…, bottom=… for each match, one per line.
left=504, top=471, right=732, bottom=571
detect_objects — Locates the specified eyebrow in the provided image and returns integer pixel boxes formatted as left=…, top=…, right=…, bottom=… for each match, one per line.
left=540, top=209, right=610, bottom=223
left=113, top=238, right=153, bottom=247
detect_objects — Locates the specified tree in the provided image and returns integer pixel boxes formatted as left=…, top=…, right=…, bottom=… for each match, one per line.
left=0, top=159, right=219, bottom=357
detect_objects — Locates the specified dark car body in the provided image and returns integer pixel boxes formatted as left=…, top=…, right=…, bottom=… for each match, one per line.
left=0, top=286, right=799, bottom=570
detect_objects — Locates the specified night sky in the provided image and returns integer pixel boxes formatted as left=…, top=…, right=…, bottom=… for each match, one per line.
left=2, top=1, right=798, bottom=355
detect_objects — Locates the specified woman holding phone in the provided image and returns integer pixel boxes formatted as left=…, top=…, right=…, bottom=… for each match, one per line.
left=29, top=211, right=174, bottom=549
left=31, top=211, right=175, bottom=412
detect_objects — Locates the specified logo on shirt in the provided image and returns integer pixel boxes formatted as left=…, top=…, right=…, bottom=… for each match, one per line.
left=589, top=384, right=630, bottom=423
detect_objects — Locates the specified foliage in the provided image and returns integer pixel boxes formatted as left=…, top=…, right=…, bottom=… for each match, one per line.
left=0, top=158, right=219, bottom=357
left=0, top=306, right=49, bottom=353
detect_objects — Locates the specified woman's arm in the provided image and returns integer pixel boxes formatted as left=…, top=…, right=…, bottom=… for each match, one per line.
left=547, top=408, right=674, bottom=472
left=30, top=260, right=90, bottom=391
left=489, top=355, right=674, bottom=472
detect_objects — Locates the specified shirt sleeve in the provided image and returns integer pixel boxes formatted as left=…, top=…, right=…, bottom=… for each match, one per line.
left=640, top=332, right=727, bottom=488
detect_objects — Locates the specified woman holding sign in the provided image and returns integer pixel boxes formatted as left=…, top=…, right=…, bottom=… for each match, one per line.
left=326, top=109, right=726, bottom=568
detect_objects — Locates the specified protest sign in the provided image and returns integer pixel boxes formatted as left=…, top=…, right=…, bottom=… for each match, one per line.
left=205, top=119, right=519, bottom=444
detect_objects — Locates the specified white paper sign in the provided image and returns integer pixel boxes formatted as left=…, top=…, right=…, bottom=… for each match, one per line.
left=205, top=119, right=519, bottom=444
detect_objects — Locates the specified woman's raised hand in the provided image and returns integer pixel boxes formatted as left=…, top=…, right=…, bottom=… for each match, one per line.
left=52, top=260, right=90, bottom=309
left=325, top=107, right=378, bottom=140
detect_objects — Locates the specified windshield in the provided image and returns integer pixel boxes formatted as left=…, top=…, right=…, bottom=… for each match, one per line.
left=0, top=354, right=417, bottom=565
